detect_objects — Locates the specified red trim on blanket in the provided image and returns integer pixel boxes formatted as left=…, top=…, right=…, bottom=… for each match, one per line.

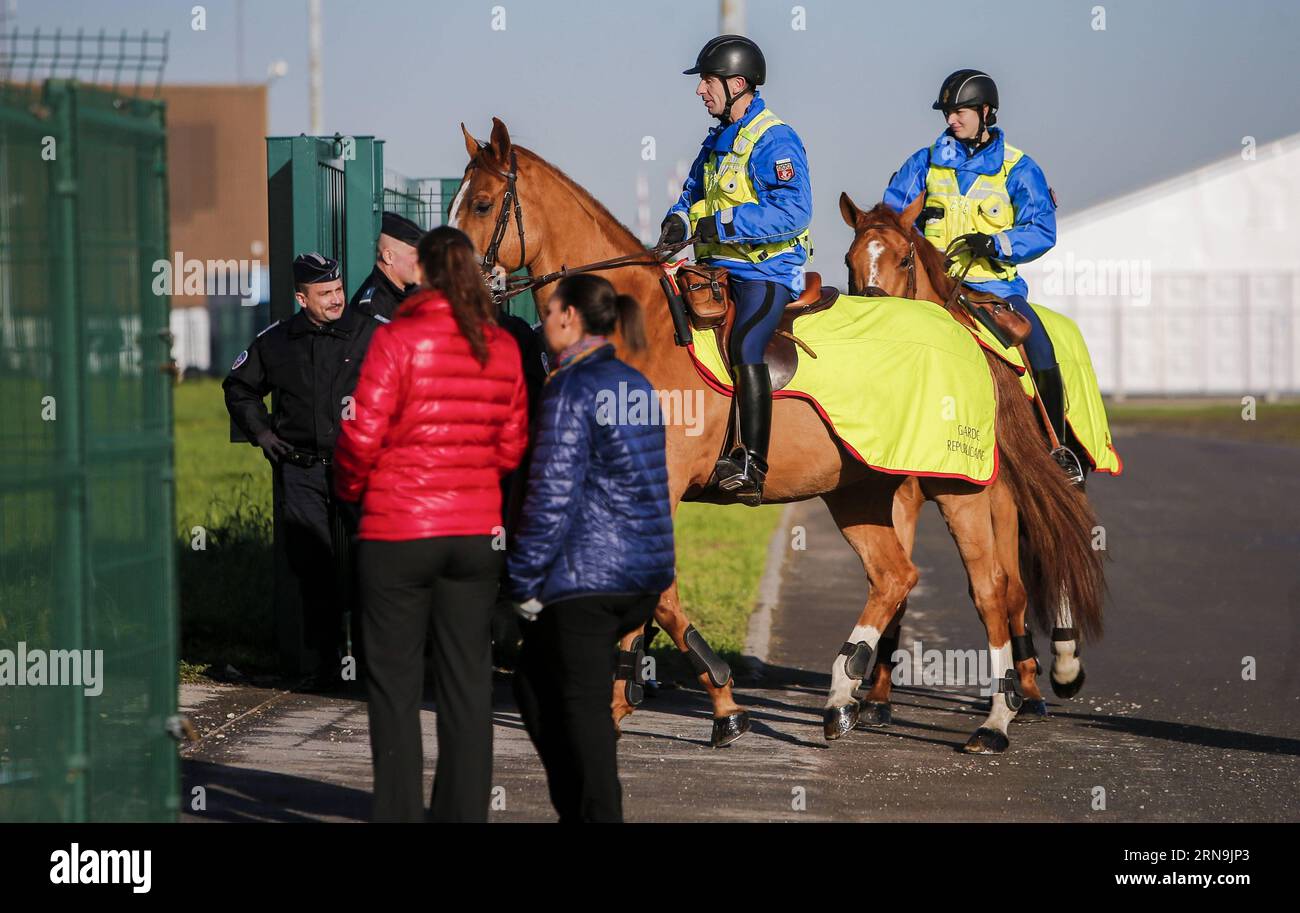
left=685, top=342, right=999, bottom=486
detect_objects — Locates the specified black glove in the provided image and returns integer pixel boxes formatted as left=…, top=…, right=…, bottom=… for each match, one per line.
left=657, top=214, right=687, bottom=247
left=255, top=428, right=293, bottom=463
left=954, top=232, right=999, bottom=261
left=694, top=213, right=720, bottom=244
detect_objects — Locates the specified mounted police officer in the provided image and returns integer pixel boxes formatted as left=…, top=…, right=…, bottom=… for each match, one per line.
left=659, top=35, right=813, bottom=503
left=883, top=69, right=1083, bottom=483
left=223, top=252, right=389, bottom=685
left=349, top=211, right=422, bottom=320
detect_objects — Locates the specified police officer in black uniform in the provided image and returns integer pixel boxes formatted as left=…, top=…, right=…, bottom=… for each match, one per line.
left=349, top=211, right=422, bottom=320
left=223, top=252, right=389, bottom=686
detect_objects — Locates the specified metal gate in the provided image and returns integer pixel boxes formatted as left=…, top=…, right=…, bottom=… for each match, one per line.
left=0, top=78, right=177, bottom=821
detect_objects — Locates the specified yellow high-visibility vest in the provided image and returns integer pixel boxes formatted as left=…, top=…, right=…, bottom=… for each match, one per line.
left=688, top=108, right=811, bottom=264
left=924, top=141, right=1024, bottom=283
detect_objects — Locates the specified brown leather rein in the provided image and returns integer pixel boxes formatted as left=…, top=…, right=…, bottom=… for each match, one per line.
left=466, top=147, right=693, bottom=304
left=851, top=221, right=980, bottom=320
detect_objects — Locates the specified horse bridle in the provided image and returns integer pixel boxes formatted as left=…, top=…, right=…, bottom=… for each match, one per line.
left=472, top=148, right=527, bottom=277
left=464, top=146, right=693, bottom=303
left=854, top=222, right=989, bottom=318
left=851, top=223, right=917, bottom=301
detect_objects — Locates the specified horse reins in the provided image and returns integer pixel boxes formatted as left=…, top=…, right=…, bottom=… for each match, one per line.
left=856, top=222, right=979, bottom=321
left=467, top=147, right=694, bottom=303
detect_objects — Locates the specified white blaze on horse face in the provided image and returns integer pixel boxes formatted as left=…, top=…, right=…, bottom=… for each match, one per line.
left=826, top=622, right=880, bottom=708
left=447, top=178, right=471, bottom=229
left=866, top=239, right=885, bottom=289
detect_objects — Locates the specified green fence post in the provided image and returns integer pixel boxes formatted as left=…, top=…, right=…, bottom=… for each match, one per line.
left=342, top=135, right=380, bottom=301
left=46, top=80, right=89, bottom=822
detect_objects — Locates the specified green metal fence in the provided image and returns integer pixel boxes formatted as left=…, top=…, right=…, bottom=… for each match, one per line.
left=0, top=79, right=177, bottom=821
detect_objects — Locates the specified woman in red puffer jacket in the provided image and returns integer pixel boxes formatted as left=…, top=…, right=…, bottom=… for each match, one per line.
left=333, top=225, right=528, bottom=824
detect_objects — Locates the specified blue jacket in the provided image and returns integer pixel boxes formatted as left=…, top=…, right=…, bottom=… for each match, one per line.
left=507, top=344, right=675, bottom=605
left=667, top=94, right=813, bottom=292
left=883, top=127, right=1056, bottom=300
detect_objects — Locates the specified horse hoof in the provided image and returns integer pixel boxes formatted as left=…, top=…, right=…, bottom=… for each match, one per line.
left=1016, top=698, right=1049, bottom=722
left=711, top=711, right=750, bottom=748
left=823, top=703, right=860, bottom=741
left=1051, top=663, right=1086, bottom=700
left=858, top=700, right=892, bottom=728
left=961, top=727, right=1010, bottom=754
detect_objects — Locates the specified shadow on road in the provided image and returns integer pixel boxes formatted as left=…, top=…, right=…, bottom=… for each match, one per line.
left=183, top=760, right=369, bottom=823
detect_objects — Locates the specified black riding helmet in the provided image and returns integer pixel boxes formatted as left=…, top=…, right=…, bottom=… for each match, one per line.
left=684, top=35, right=766, bottom=124
left=933, top=69, right=999, bottom=148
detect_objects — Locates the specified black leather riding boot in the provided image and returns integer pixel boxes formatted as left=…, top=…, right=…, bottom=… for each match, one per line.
left=1032, top=366, right=1085, bottom=486
left=715, top=363, right=772, bottom=505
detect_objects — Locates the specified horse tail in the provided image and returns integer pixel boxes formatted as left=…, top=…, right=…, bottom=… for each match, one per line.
left=989, top=356, right=1106, bottom=643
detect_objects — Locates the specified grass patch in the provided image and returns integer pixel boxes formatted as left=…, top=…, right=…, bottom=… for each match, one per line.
left=668, top=502, right=783, bottom=659
left=1106, top=397, right=1300, bottom=446
left=174, top=379, right=276, bottom=674
left=174, top=378, right=783, bottom=676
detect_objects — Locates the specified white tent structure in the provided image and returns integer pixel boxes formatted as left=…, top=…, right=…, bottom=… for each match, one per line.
left=1019, top=132, right=1300, bottom=398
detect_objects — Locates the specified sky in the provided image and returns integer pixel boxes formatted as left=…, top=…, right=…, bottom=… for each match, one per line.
left=10, top=0, right=1300, bottom=284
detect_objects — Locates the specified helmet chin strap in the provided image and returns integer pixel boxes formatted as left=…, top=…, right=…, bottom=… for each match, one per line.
left=716, top=80, right=754, bottom=124
left=956, top=107, right=992, bottom=152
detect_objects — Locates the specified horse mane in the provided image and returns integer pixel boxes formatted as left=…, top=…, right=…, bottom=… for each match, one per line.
left=512, top=146, right=647, bottom=256
left=857, top=202, right=960, bottom=301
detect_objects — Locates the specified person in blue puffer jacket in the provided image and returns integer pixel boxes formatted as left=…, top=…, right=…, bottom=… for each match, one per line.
left=507, top=273, right=674, bottom=823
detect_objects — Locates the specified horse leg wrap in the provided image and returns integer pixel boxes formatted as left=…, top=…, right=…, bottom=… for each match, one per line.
left=1051, top=626, right=1077, bottom=643
left=997, top=669, right=1024, bottom=712
left=615, top=634, right=646, bottom=706
left=683, top=625, right=730, bottom=688
left=1011, top=632, right=1040, bottom=675
left=839, top=641, right=875, bottom=681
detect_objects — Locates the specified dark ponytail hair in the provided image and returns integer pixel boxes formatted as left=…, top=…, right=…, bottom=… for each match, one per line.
left=413, top=225, right=496, bottom=365
left=553, top=274, right=645, bottom=354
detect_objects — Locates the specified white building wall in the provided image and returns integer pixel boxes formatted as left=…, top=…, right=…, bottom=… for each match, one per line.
left=1020, top=133, right=1300, bottom=397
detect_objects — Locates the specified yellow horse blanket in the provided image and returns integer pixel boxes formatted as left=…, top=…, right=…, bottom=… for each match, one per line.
left=688, top=295, right=1001, bottom=484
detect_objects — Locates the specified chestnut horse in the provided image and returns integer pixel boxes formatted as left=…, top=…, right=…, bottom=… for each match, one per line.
left=453, top=118, right=1100, bottom=752
left=839, top=193, right=1099, bottom=721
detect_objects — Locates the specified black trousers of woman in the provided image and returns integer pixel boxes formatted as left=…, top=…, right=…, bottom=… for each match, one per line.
left=513, top=592, right=658, bottom=823
left=359, top=535, right=502, bottom=823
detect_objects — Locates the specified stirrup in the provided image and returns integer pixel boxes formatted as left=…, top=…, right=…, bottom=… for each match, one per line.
left=715, top=449, right=767, bottom=503
left=1050, top=446, right=1085, bottom=487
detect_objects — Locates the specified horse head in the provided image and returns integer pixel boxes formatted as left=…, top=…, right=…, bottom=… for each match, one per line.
left=452, top=118, right=541, bottom=280
left=839, top=191, right=927, bottom=298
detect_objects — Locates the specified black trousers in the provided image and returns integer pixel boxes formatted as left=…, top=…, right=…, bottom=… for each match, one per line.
left=513, top=592, right=658, bottom=823
left=358, top=536, right=502, bottom=823
left=280, top=462, right=341, bottom=662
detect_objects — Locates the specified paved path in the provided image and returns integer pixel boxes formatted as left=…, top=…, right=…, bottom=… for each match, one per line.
left=181, top=430, right=1300, bottom=822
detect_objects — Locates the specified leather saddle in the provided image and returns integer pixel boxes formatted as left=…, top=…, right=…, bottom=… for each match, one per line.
left=677, top=265, right=840, bottom=390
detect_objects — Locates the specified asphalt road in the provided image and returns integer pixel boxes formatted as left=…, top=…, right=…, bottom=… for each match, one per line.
left=181, top=428, right=1300, bottom=822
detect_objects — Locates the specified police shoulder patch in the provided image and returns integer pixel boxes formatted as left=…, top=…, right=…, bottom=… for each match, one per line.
left=231, top=350, right=249, bottom=371
left=255, top=319, right=281, bottom=338
left=774, top=158, right=795, bottom=182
